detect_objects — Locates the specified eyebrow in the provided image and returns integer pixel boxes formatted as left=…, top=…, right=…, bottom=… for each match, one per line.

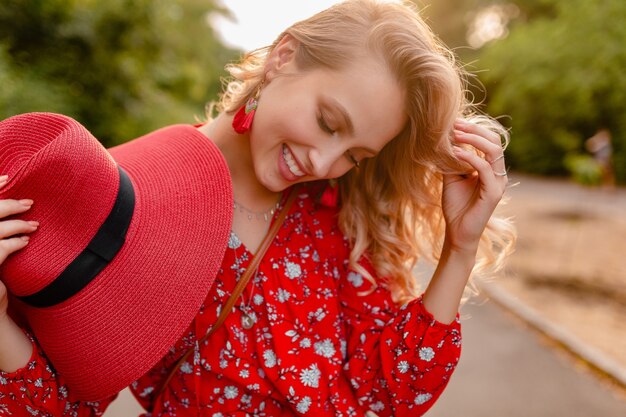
left=326, top=98, right=379, bottom=155
left=327, top=98, right=355, bottom=137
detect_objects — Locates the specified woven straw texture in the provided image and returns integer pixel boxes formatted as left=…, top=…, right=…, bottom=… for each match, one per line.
left=0, top=113, right=233, bottom=400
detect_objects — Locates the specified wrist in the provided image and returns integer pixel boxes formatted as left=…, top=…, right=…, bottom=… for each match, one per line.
left=423, top=239, right=478, bottom=324
left=441, top=238, right=478, bottom=263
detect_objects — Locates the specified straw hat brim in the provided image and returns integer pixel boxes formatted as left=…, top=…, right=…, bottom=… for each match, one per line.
left=14, top=124, right=233, bottom=400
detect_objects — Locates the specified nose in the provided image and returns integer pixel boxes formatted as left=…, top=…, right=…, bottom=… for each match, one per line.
left=308, top=146, right=345, bottom=178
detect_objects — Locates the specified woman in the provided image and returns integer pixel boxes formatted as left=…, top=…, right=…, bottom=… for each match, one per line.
left=0, top=0, right=515, bottom=415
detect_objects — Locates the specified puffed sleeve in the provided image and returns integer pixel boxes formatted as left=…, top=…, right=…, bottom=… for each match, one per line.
left=0, top=330, right=117, bottom=417
left=339, top=261, right=462, bottom=417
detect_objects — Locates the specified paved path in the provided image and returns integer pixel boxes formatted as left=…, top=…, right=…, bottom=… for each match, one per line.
left=427, top=296, right=626, bottom=417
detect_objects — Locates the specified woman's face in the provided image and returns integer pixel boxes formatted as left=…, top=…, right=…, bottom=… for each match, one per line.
left=248, top=37, right=406, bottom=192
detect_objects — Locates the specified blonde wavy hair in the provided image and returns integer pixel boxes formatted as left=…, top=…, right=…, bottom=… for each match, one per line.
left=213, top=0, right=516, bottom=303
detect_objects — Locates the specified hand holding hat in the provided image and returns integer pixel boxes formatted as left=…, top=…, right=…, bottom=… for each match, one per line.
left=0, top=113, right=233, bottom=400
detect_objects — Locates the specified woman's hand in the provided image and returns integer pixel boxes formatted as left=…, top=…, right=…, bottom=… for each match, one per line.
left=0, top=174, right=38, bottom=372
left=423, top=121, right=508, bottom=322
left=0, top=175, right=39, bottom=318
left=443, top=120, right=508, bottom=254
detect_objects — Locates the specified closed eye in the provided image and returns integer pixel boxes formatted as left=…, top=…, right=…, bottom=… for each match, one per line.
left=346, top=150, right=360, bottom=168
left=318, top=110, right=360, bottom=168
left=317, top=112, right=336, bottom=135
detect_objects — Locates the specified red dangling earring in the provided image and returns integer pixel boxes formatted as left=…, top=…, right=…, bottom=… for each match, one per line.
left=232, top=84, right=262, bottom=134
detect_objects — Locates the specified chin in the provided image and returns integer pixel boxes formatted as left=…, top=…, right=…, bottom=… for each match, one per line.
left=256, top=172, right=287, bottom=194
left=265, top=183, right=286, bottom=193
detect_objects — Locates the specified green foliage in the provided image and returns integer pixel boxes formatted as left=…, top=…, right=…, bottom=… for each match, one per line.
left=0, top=0, right=239, bottom=146
left=563, top=153, right=602, bottom=186
left=477, top=0, right=626, bottom=183
left=0, top=46, right=76, bottom=116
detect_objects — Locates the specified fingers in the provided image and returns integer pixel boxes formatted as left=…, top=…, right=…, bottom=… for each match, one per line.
left=453, top=120, right=507, bottom=179
left=0, top=178, right=37, bottom=264
left=0, top=198, right=34, bottom=218
left=0, top=219, right=39, bottom=240
left=0, top=236, right=31, bottom=265
left=452, top=146, right=497, bottom=188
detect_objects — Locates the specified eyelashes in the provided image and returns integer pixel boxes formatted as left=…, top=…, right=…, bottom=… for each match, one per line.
left=346, top=150, right=360, bottom=168
left=318, top=112, right=359, bottom=168
left=317, top=112, right=336, bottom=135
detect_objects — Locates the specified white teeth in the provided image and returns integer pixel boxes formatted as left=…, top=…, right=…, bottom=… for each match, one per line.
left=283, top=145, right=305, bottom=177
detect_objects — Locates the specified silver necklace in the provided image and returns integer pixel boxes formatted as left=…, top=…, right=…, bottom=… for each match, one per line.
left=231, top=233, right=259, bottom=329
left=239, top=268, right=258, bottom=329
left=233, top=199, right=280, bottom=222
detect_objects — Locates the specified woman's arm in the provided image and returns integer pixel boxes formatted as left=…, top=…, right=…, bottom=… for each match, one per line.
left=340, top=264, right=461, bottom=417
left=0, top=312, right=33, bottom=372
left=423, top=241, right=476, bottom=324
left=423, top=119, right=509, bottom=323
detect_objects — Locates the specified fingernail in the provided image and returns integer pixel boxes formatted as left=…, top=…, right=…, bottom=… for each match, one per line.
left=28, top=221, right=39, bottom=227
left=21, top=236, right=30, bottom=242
left=19, top=199, right=34, bottom=206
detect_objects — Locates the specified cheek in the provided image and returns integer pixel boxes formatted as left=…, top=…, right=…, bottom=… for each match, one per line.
left=258, top=85, right=316, bottom=135
left=326, top=161, right=354, bottom=180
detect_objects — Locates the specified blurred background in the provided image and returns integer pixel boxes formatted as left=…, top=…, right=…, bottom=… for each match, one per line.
left=1, top=0, right=624, bottom=415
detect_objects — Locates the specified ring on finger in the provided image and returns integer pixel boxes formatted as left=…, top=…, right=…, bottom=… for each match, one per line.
left=488, top=154, right=505, bottom=165
left=494, top=168, right=508, bottom=177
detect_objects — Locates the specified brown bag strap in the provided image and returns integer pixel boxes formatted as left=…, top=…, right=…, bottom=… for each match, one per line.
left=152, top=187, right=299, bottom=401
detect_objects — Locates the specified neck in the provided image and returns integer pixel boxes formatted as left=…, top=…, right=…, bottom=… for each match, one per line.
left=199, top=113, right=281, bottom=209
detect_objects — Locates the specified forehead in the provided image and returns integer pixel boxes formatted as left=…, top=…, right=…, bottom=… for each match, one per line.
left=314, top=57, right=407, bottom=149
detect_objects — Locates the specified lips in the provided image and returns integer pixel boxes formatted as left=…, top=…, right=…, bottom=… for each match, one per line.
left=282, top=144, right=306, bottom=177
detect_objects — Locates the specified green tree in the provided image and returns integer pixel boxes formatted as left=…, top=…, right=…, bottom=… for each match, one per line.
left=0, top=0, right=239, bottom=146
left=476, top=0, right=626, bottom=182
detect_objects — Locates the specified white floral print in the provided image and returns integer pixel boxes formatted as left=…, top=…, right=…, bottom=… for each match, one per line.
left=415, top=393, right=433, bottom=405
left=297, top=396, right=312, bottom=413
left=347, top=271, right=364, bottom=287
left=228, top=232, right=241, bottom=249
left=299, top=364, right=321, bottom=388
left=277, top=288, right=291, bottom=303
left=224, top=385, right=239, bottom=399
left=419, top=347, right=435, bottom=362
left=263, top=349, right=277, bottom=368
left=314, top=339, right=336, bottom=358
left=285, top=262, right=302, bottom=279
left=253, top=294, right=264, bottom=305
left=397, top=361, right=410, bottom=374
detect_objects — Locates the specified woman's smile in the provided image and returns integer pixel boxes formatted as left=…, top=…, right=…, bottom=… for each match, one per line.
left=281, top=144, right=307, bottom=178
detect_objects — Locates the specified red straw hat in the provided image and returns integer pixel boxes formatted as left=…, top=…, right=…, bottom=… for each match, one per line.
left=0, top=113, right=233, bottom=400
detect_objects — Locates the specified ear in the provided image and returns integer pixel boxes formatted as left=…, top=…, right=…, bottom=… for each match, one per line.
left=265, top=34, right=298, bottom=80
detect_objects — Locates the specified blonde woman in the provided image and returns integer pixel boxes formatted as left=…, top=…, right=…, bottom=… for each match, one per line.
left=0, top=0, right=514, bottom=415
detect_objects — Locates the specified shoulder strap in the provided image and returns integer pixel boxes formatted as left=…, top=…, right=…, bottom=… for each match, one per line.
left=152, top=187, right=299, bottom=401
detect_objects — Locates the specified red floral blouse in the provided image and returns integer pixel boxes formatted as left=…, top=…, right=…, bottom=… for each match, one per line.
left=0, top=184, right=461, bottom=417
